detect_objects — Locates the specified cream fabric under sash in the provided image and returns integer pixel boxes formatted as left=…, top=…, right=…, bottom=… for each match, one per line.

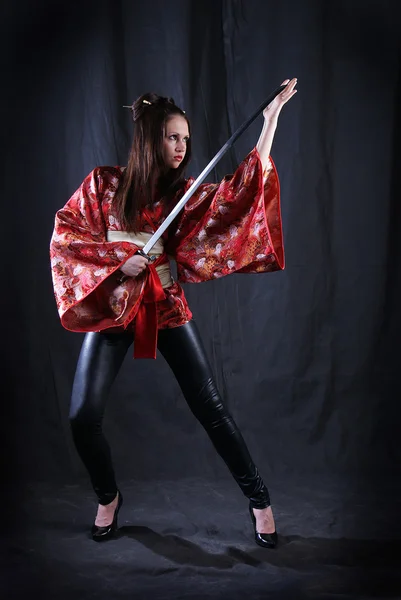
left=107, top=230, right=173, bottom=289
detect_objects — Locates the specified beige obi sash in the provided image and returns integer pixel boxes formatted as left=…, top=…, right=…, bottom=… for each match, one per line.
left=107, top=230, right=173, bottom=289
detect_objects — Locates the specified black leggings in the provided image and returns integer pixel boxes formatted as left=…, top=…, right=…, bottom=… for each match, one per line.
left=69, top=321, right=270, bottom=509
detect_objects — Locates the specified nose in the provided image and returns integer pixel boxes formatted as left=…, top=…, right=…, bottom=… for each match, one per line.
left=175, top=140, right=185, bottom=153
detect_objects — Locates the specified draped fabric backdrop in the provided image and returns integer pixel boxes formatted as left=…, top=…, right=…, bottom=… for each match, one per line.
left=2, top=0, right=401, bottom=493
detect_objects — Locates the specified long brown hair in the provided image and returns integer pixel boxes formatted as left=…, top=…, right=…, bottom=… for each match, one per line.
left=114, top=92, right=191, bottom=231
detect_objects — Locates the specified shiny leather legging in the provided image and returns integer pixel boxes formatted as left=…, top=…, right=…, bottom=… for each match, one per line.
left=69, top=321, right=270, bottom=509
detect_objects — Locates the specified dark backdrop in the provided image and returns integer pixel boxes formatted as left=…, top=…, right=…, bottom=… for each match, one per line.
left=2, top=0, right=401, bottom=497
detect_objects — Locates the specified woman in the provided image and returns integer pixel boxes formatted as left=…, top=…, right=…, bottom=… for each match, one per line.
left=50, top=78, right=297, bottom=547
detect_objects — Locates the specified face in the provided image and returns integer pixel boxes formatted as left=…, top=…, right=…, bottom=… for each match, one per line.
left=162, top=115, right=190, bottom=169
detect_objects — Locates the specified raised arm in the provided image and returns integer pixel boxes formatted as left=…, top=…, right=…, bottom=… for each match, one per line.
left=256, top=77, right=297, bottom=171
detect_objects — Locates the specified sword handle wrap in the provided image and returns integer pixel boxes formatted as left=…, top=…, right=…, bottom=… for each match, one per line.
left=136, top=249, right=156, bottom=263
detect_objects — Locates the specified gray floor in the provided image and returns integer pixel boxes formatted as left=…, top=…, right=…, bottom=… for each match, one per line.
left=3, top=475, right=400, bottom=600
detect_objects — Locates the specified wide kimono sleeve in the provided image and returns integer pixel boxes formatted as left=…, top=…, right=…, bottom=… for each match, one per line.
left=166, top=147, right=284, bottom=283
left=50, top=168, right=144, bottom=332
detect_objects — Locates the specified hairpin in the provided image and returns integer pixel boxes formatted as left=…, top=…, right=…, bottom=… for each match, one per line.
left=122, top=99, right=152, bottom=109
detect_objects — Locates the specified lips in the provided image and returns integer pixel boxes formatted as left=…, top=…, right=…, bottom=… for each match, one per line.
left=174, top=156, right=183, bottom=161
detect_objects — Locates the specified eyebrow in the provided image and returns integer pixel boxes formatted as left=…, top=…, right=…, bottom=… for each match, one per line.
left=167, top=132, right=190, bottom=136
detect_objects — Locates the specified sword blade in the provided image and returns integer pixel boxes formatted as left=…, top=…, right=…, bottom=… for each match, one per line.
left=141, top=83, right=287, bottom=257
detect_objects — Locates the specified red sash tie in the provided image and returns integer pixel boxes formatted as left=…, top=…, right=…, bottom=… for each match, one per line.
left=124, top=253, right=167, bottom=359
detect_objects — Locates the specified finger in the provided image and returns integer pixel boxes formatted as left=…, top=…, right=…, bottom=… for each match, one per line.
left=284, top=79, right=296, bottom=92
left=281, top=77, right=298, bottom=91
left=282, top=82, right=297, bottom=98
left=282, top=90, right=297, bottom=103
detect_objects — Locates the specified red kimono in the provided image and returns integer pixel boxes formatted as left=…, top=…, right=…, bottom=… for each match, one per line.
left=50, top=148, right=285, bottom=358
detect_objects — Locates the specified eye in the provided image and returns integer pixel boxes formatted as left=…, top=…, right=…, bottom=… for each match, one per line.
left=169, top=135, right=177, bottom=140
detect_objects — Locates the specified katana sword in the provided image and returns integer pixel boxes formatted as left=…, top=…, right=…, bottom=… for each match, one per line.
left=137, top=82, right=288, bottom=261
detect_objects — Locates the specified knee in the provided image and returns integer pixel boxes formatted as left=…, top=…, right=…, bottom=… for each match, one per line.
left=189, top=378, right=233, bottom=423
left=69, top=408, right=88, bottom=433
left=69, top=407, right=84, bottom=427
left=69, top=414, right=103, bottom=444
left=69, top=399, right=102, bottom=433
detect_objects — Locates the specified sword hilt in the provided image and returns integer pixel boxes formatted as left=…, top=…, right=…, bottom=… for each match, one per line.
left=136, top=249, right=156, bottom=263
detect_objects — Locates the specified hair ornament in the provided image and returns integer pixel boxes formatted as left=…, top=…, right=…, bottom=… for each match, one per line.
left=142, top=99, right=152, bottom=105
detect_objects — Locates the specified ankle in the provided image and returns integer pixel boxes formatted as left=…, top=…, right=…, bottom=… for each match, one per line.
left=98, top=491, right=119, bottom=507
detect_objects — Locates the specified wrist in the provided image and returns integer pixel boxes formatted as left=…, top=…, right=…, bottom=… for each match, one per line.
left=263, top=108, right=280, bottom=125
left=263, top=111, right=279, bottom=125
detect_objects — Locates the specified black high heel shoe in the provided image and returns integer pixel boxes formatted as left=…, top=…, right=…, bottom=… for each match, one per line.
left=91, top=491, right=123, bottom=542
left=248, top=503, right=278, bottom=549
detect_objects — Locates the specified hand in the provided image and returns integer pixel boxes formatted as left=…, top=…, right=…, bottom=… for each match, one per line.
left=263, top=77, right=297, bottom=121
left=119, top=254, right=149, bottom=277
